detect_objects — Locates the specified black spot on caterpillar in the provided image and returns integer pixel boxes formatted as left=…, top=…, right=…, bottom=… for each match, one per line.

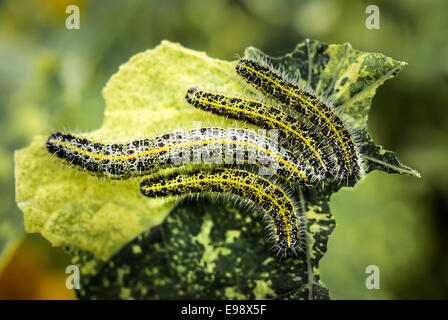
left=185, top=87, right=335, bottom=180
left=140, top=168, right=304, bottom=250
left=236, top=59, right=362, bottom=181
left=46, top=128, right=309, bottom=185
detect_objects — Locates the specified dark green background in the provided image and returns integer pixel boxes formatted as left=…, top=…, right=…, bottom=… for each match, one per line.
left=0, top=0, right=447, bottom=299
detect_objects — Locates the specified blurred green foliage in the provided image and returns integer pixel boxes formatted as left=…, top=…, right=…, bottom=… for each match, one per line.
left=1, top=0, right=447, bottom=299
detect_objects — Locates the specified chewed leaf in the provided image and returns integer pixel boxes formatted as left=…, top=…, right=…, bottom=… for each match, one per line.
left=14, top=39, right=419, bottom=300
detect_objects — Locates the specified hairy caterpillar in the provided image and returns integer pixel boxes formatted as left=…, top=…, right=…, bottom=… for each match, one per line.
left=46, top=128, right=309, bottom=185
left=185, top=87, right=334, bottom=180
left=235, top=59, right=362, bottom=181
left=140, top=168, right=303, bottom=250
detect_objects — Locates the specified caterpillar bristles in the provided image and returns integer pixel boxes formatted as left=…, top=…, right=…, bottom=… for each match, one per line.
left=140, top=168, right=304, bottom=251
left=235, top=58, right=362, bottom=182
left=46, top=128, right=310, bottom=186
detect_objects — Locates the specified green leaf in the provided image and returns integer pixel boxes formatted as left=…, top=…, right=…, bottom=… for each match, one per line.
left=14, top=40, right=419, bottom=299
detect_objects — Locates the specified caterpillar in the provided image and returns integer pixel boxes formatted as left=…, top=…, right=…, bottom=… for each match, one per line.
left=44, top=52, right=373, bottom=256
left=140, top=168, right=304, bottom=251
left=185, top=87, right=335, bottom=180
left=235, top=59, right=362, bottom=181
left=46, top=128, right=309, bottom=185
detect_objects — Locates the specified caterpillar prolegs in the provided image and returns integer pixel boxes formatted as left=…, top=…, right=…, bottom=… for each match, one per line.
left=140, top=168, right=303, bottom=250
